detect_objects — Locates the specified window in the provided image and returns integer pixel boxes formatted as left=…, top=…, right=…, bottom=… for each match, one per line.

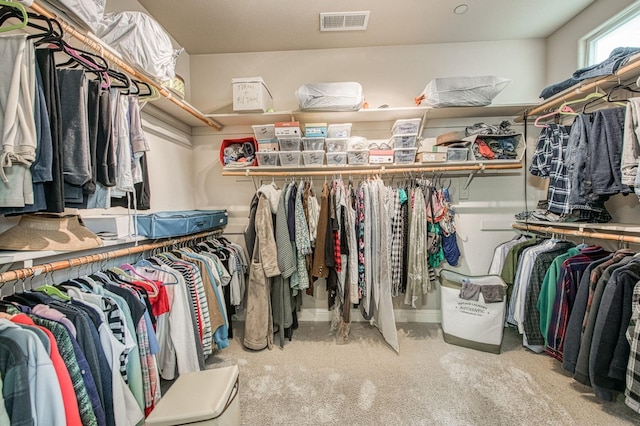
left=583, top=2, right=640, bottom=66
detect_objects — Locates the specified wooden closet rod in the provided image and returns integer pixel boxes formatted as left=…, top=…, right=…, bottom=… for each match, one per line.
left=518, top=54, right=640, bottom=121
left=28, top=2, right=222, bottom=131
left=222, top=163, right=522, bottom=177
left=512, top=222, right=640, bottom=244
left=0, top=228, right=224, bottom=285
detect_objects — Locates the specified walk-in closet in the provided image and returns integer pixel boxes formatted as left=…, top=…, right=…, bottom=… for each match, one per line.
left=0, top=0, right=639, bottom=424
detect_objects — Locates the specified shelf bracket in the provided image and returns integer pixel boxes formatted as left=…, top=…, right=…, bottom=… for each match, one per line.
left=463, top=164, right=485, bottom=190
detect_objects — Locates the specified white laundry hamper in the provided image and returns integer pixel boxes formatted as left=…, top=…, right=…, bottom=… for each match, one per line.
left=145, top=365, right=240, bottom=426
left=438, top=269, right=507, bottom=354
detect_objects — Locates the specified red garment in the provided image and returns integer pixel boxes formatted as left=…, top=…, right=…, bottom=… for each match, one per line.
left=131, top=280, right=170, bottom=318
left=11, top=313, right=82, bottom=426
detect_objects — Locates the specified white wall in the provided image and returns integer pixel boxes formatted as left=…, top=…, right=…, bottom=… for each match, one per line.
left=545, top=0, right=635, bottom=85
left=189, top=39, right=545, bottom=317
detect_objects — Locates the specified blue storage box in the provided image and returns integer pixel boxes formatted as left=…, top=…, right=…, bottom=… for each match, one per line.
left=136, top=210, right=228, bottom=238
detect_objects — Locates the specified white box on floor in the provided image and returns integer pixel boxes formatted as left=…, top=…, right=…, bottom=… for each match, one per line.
left=145, top=365, right=240, bottom=426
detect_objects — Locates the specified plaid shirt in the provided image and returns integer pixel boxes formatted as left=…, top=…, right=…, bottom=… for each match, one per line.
left=546, top=246, right=610, bottom=361
left=389, top=189, right=404, bottom=296
left=625, top=282, right=640, bottom=413
left=530, top=124, right=572, bottom=215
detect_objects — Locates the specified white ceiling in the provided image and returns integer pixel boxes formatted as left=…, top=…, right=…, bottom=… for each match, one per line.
left=134, top=0, right=596, bottom=55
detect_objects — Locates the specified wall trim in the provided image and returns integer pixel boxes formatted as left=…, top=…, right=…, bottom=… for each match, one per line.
left=141, top=106, right=194, bottom=148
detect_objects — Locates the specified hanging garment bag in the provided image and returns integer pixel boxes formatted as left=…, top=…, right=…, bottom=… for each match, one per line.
left=438, top=269, right=507, bottom=354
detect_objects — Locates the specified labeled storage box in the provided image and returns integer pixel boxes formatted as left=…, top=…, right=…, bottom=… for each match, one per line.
left=302, top=138, right=325, bottom=151
left=145, top=365, right=240, bottom=426
left=326, top=152, right=347, bottom=166
left=391, top=134, right=418, bottom=149
left=232, top=77, right=273, bottom=112
left=447, top=147, right=469, bottom=162
left=327, top=123, right=352, bottom=138
left=257, top=139, right=279, bottom=152
left=274, top=121, right=302, bottom=138
left=279, top=151, right=303, bottom=167
left=392, top=118, right=422, bottom=135
left=252, top=124, right=275, bottom=140
left=347, top=150, right=369, bottom=165
left=302, top=150, right=325, bottom=166
left=136, top=210, right=228, bottom=238
left=278, top=138, right=301, bottom=151
left=394, top=147, right=417, bottom=164
left=304, top=123, right=328, bottom=138
left=439, top=269, right=507, bottom=354
left=418, top=152, right=447, bottom=163
left=369, top=150, right=394, bottom=164
left=256, top=151, right=279, bottom=166
left=325, top=138, right=348, bottom=152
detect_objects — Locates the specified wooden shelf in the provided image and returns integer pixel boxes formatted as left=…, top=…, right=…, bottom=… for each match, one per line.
left=206, top=104, right=535, bottom=129
left=222, top=161, right=523, bottom=177
left=513, top=221, right=640, bottom=244
left=29, top=2, right=221, bottom=131
left=517, top=53, right=640, bottom=121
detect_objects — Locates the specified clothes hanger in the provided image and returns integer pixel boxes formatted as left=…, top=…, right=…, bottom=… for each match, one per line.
left=558, top=90, right=606, bottom=116
left=533, top=105, right=575, bottom=128
left=0, top=2, right=28, bottom=33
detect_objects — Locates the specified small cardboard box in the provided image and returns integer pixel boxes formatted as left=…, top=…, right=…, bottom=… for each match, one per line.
left=369, top=149, right=394, bottom=164
left=275, top=121, right=302, bottom=138
left=418, top=152, right=447, bottom=163
left=232, top=77, right=273, bottom=112
left=257, top=138, right=279, bottom=151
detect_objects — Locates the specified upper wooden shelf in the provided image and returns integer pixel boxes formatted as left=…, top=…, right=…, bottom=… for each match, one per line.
left=205, top=104, right=535, bottom=128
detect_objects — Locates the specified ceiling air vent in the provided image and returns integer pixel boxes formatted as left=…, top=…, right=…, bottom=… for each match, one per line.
left=320, top=11, right=370, bottom=31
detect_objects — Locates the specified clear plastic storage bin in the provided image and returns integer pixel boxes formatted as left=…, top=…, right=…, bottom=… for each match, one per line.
left=252, top=124, right=276, bottom=140
left=325, top=138, right=348, bottom=152
left=347, top=150, right=369, bottom=165
left=394, top=147, right=418, bottom=164
left=302, top=138, right=325, bottom=151
left=391, top=134, right=418, bottom=149
left=327, top=123, right=352, bottom=138
left=278, top=138, right=301, bottom=151
left=446, top=147, right=469, bottom=162
left=392, top=118, right=422, bottom=135
left=279, top=151, right=303, bottom=167
left=302, top=150, right=325, bottom=166
left=256, top=152, right=279, bottom=166
left=326, top=152, right=347, bottom=166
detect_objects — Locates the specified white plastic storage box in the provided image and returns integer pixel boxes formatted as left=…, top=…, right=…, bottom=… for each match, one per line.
left=391, top=134, right=418, bottom=149
left=232, top=77, right=273, bottom=112
left=279, top=151, right=303, bottom=167
left=327, top=123, right=352, bottom=138
left=252, top=124, right=275, bottom=140
left=274, top=121, right=302, bottom=138
left=305, top=123, right=328, bottom=138
left=369, top=150, right=394, bottom=164
left=257, top=139, right=279, bottom=152
left=278, top=138, right=301, bottom=151
left=302, top=138, right=325, bottom=151
left=145, top=366, right=240, bottom=426
left=326, top=152, right=347, bottom=166
left=447, top=147, right=469, bottom=162
left=392, top=118, right=422, bottom=135
left=325, top=138, right=348, bottom=152
left=394, top=147, right=417, bottom=164
left=81, top=214, right=133, bottom=239
left=302, top=150, right=325, bottom=166
left=347, top=150, right=369, bottom=165
left=256, top=152, right=279, bottom=166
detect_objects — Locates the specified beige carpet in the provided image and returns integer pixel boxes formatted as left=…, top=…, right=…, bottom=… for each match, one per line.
left=198, top=322, right=638, bottom=425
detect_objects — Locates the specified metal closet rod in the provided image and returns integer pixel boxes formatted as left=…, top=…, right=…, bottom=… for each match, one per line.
left=512, top=223, right=640, bottom=244
left=222, top=163, right=522, bottom=177
left=28, top=2, right=222, bottom=131
left=0, top=228, right=224, bottom=285
left=519, top=54, right=640, bottom=120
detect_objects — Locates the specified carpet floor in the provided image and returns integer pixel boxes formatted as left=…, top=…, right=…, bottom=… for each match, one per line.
left=191, top=321, right=639, bottom=425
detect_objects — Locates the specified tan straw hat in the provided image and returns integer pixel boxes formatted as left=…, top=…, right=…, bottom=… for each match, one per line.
left=0, top=213, right=103, bottom=251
